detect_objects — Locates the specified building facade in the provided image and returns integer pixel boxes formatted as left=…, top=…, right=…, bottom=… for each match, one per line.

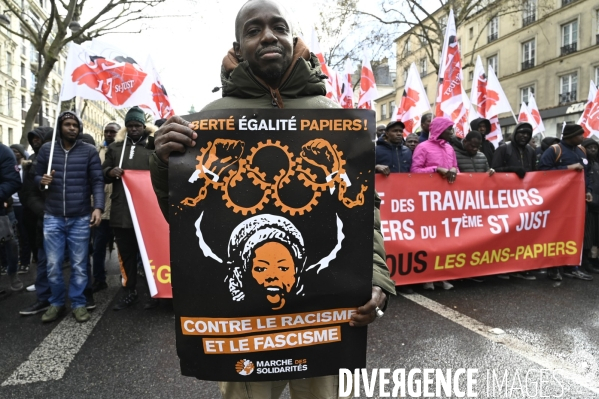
left=382, top=0, right=599, bottom=138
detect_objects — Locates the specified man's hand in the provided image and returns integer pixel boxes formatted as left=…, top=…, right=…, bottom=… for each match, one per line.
left=586, top=192, right=593, bottom=202
left=375, top=164, right=390, bottom=176
left=154, top=115, right=198, bottom=164
left=90, top=209, right=102, bottom=227
left=349, top=286, right=387, bottom=327
left=446, top=167, right=458, bottom=184
left=488, top=168, right=495, bottom=176
left=108, top=167, right=124, bottom=178
left=568, top=163, right=584, bottom=171
left=40, top=170, right=55, bottom=186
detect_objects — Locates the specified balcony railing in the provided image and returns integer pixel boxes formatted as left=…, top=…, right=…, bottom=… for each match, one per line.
left=521, top=60, right=535, bottom=70
left=522, top=15, right=536, bottom=27
left=560, top=42, right=577, bottom=56
left=488, top=32, right=498, bottom=43
left=559, top=91, right=577, bottom=104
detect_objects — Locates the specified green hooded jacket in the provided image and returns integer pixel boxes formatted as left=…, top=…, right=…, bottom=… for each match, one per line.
left=149, top=41, right=396, bottom=298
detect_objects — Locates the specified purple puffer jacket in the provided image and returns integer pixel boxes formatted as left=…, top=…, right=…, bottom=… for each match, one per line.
left=410, top=117, right=459, bottom=173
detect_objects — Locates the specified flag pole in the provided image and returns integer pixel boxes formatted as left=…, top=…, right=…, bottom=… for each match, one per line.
left=118, top=133, right=128, bottom=170
left=510, top=109, right=518, bottom=124
left=45, top=78, right=67, bottom=188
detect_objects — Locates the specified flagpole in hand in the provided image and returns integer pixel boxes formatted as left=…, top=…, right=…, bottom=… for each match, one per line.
left=45, top=105, right=62, bottom=190
left=117, top=133, right=128, bottom=177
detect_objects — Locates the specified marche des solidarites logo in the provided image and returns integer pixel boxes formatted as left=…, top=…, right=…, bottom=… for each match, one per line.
left=236, top=359, right=255, bottom=376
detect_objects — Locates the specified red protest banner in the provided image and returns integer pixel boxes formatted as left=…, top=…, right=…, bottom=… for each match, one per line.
left=122, top=170, right=172, bottom=298
left=375, top=171, right=585, bottom=285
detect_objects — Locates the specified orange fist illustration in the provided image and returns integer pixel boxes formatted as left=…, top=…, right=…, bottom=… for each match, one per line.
left=201, top=139, right=245, bottom=178
left=300, top=139, right=341, bottom=177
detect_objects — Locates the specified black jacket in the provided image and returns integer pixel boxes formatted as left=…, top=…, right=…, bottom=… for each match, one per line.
left=375, top=138, right=412, bottom=173
left=539, top=142, right=590, bottom=192
left=453, top=142, right=489, bottom=173
left=0, top=144, right=22, bottom=216
left=491, top=142, right=537, bottom=173
left=470, top=117, right=494, bottom=164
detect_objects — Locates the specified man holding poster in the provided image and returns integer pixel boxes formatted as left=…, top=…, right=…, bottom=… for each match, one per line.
left=149, top=0, right=395, bottom=397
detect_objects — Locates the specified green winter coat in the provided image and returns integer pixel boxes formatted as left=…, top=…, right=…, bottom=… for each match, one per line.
left=103, top=124, right=156, bottom=229
left=149, top=43, right=396, bottom=298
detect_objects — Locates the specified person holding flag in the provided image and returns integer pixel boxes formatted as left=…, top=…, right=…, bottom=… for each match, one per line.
left=102, top=106, right=157, bottom=311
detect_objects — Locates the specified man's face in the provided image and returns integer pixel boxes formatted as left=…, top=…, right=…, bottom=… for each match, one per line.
left=386, top=126, right=404, bottom=144
left=406, top=137, right=419, bottom=151
left=104, top=124, right=118, bottom=144
left=514, top=130, right=531, bottom=147
left=126, top=122, right=145, bottom=141
left=31, top=136, right=42, bottom=152
left=421, top=117, right=431, bottom=132
left=11, top=149, right=22, bottom=162
left=234, top=0, right=293, bottom=87
left=570, top=133, right=584, bottom=146
left=587, top=144, right=599, bottom=157
left=251, top=241, right=295, bottom=310
left=463, top=138, right=481, bottom=157
left=377, top=126, right=386, bottom=138
left=439, top=126, right=454, bottom=142
left=61, top=119, right=79, bottom=143
left=478, top=122, right=487, bottom=135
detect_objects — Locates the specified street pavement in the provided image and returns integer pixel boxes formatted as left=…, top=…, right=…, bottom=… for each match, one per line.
left=1, top=251, right=598, bottom=398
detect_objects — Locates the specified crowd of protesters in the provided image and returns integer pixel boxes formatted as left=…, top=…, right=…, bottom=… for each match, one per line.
left=375, top=114, right=599, bottom=291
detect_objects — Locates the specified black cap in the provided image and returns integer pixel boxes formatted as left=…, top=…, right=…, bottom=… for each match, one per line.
left=386, top=120, right=405, bottom=131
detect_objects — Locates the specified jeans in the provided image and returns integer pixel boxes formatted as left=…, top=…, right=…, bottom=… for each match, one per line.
left=91, top=219, right=112, bottom=283
left=44, top=214, right=90, bottom=309
left=13, top=205, right=31, bottom=266
left=0, top=211, right=19, bottom=275
left=35, top=247, right=51, bottom=302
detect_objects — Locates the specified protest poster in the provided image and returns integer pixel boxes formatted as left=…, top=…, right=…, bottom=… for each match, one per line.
left=168, top=109, right=375, bottom=381
left=122, top=170, right=172, bottom=298
left=376, top=171, right=585, bottom=285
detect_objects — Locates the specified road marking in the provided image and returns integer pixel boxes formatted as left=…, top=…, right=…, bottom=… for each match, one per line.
left=2, top=276, right=120, bottom=386
left=402, top=293, right=599, bottom=395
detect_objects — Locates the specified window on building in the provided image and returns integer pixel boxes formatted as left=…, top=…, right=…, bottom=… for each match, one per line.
left=20, top=62, right=25, bottom=76
left=561, top=20, right=578, bottom=55
left=487, top=55, right=498, bottom=74
left=390, top=100, right=396, bottom=117
left=6, top=52, right=12, bottom=74
left=8, top=128, right=13, bottom=145
left=523, top=0, right=536, bottom=26
left=469, top=27, right=473, bottom=39
left=522, top=40, right=535, bottom=70
left=21, top=95, right=25, bottom=109
left=469, top=71, right=474, bottom=81
left=403, top=68, right=408, bottom=84
left=419, top=29, right=427, bottom=46
left=521, top=86, right=535, bottom=104
left=596, top=67, right=599, bottom=87
left=420, top=58, right=427, bottom=75
left=381, top=103, right=387, bottom=120
left=559, top=73, right=577, bottom=104
left=404, top=39, right=411, bottom=54
left=488, top=16, right=498, bottom=42
left=7, top=90, right=13, bottom=117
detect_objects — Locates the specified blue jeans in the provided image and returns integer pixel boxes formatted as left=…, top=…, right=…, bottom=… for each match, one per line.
left=0, top=211, right=19, bottom=275
left=91, top=219, right=112, bottom=283
left=35, top=247, right=51, bottom=302
left=43, top=215, right=90, bottom=309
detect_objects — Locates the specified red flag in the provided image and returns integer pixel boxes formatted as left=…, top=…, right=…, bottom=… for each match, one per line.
left=310, top=28, right=338, bottom=103
left=358, top=51, right=378, bottom=109
left=339, top=59, right=354, bottom=109
left=393, top=63, right=430, bottom=135
left=579, top=81, right=598, bottom=138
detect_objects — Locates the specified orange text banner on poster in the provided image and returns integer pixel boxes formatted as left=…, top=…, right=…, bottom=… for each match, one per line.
left=122, top=170, right=172, bottom=298
left=375, top=171, right=585, bottom=285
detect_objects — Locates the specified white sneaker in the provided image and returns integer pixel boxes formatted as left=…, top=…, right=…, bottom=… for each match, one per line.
left=26, top=284, right=36, bottom=292
left=423, top=282, right=434, bottom=290
left=441, top=281, right=453, bottom=290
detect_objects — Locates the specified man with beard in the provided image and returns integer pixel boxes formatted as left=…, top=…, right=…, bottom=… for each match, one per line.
left=148, top=1, right=396, bottom=397
left=470, top=117, right=494, bottom=165
left=375, top=120, right=412, bottom=175
left=418, top=113, right=432, bottom=143
left=539, top=124, right=593, bottom=282
left=35, top=111, right=104, bottom=323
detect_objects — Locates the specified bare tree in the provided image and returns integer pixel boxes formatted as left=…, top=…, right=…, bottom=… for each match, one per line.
left=354, top=0, right=552, bottom=75
left=0, top=0, right=170, bottom=146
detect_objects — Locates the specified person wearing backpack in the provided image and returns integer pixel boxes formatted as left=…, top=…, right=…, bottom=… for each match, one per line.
left=491, top=122, right=538, bottom=280
left=539, top=123, right=593, bottom=282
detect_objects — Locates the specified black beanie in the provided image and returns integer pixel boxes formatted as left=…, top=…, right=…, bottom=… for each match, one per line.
left=562, top=124, right=584, bottom=139
left=125, top=106, right=146, bottom=125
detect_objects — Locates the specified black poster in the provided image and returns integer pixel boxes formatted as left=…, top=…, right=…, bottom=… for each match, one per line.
left=169, top=109, right=375, bottom=381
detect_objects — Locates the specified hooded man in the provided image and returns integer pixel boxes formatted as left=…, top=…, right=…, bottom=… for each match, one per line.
left=19, top=127, right=55, bottom=316
left=470, top=117, right=495, bottom=164
left=91, top=122, right=120, bottom=293
left=539, top=124, right=593, bottom=282
left=491, top=122, right=537, bottom=178
left=375, top=120, right=412, bottom=175
left=35, top=111, right=104, bottom=323
left=148, top=1, right=395, bottom=397
left=536, top=136, right=560, bottom=163
left=102, top=106, right=156, bottom=311
left=418, top=113, right=432, bottom=143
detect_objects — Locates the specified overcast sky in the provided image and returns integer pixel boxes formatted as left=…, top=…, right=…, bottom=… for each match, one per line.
left=82, top=0, right=322, bottom=115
